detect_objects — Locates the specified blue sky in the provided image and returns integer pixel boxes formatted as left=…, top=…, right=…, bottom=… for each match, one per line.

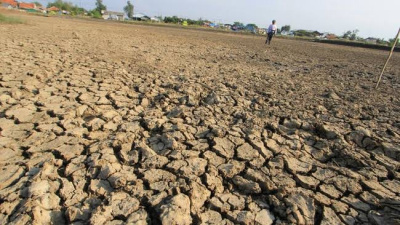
left=32, top=0, right=400, bottom=40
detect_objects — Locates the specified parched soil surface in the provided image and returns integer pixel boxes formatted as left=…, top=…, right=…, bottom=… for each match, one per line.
left=1, top=12, right=400, bottom=225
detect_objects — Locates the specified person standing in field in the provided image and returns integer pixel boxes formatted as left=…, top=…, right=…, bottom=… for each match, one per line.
left=265, top=20, right=277, bottom=45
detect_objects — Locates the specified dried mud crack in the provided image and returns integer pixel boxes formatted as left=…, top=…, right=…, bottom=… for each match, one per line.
left=1, top=12, right=400, bottom=225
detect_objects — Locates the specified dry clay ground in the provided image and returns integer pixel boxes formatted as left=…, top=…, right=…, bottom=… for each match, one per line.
left=1, top=12, right=400, bottom=225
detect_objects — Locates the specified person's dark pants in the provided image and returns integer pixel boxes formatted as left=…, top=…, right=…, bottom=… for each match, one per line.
left=265, top=32, right=274, bottom=45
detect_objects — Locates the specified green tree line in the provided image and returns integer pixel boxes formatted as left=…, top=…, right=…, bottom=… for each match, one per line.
left=47, top=0, right=86, bottom=15
left=163, top=16, right=210, bottom=26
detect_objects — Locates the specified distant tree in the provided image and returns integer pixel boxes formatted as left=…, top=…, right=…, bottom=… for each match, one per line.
left=293, top=30, right=317, bottom=37
left=163, top=16, right=212, bottom=26
left=245, top=24, right=258, bottom=33
left=195, top=17, right=205, bottom=26
left=90, top=10, right=102, bottom=19
left=164, top=16, right=180, bottom=24
left=376, top=38, right=387, bottom=45
left=95, top=0, right=106, bottom=13
left=187, top=18, right=207, bottom=26
left=124, top=1, right=134, bottom=19
left=233, top=22, right=244, bottom=28
left=71, top=7, right=86, bottom=16
left=246, top=23, right=258, bottom=29
left=47, top=0, right=63, bottom=9
left=281, top=25, right=291, bottom=32
left=342, top=30, right=359, bottom=40
left=389, top=38, right=400, bottom=46
left=33, top=1, right=42, bottom=7
left=350, top=29, right=359, bottom=40
left=342, top=30, right=352, bottom=39
left=47, top=0, right=86, bottom=15
left=313, top=31, right=323, bottom=36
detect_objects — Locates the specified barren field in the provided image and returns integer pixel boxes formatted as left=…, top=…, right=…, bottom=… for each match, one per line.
left=1, top=12, right=400, bottom=225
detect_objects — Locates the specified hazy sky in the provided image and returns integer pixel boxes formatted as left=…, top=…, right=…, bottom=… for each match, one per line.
left=32, top=0, right=400, bottom=40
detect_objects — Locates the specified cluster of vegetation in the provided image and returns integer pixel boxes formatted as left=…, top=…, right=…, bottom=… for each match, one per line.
left=32, top=1, right=42, bottom=7
left=341, top=30, right=399, bottom=46
left=231, top=22, right=244, bottom=29
left=342, top=30, right=359, bottom=40
left=46, top=0, right=86, bottom=16
left=277, top=26, right=396, bottom=47
left=281, top=25, right=291, bottom=32
left=44, top=0, right=109, bottom=18
left=232, top=22, right=259, bottom=32
left=124, top=1, right=134, bottom=19
left=86, top=0, right=106, bottom=18
left=163, top=16, right=211, bottom=26
left=45, top=0, right=135, bottom=20
left=162, top=17, right=260, bottom=33
left=291, top=30, right=322, bottom=37
left=388, top=38, right=400, bottom=46
left=0, top=13, right=25, bottom=24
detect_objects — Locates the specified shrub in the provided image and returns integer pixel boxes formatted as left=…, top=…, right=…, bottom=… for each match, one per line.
left=90, top=10, right=102, bottom=19
left=0, top=14, right=25, bottom=24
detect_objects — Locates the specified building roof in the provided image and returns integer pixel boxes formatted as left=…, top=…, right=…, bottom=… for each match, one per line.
left=47, top=6, right=59, bottom=11
left=19, top=2, right=36, bottom=9
left=103, top=11, right=124, bottom=16
left=1, top=0, right=17, bottom=7
left=133, top=13, right=148, bottom=18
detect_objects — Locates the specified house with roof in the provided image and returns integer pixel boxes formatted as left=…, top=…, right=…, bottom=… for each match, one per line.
left=223, top=24, right=232, bottom=30
left=1, top=0, right=18, bottom=8
left=245, top=24, right=258, bottom=34
left=281, top=30, right=294, bottom=36
left=325, top=33, right=337, bottom=40
left=258, top=28, right=267, bottom=35
left=47, top=6, right=59, bottom=12
left=18, top=2, right=37, bottom=12
left=132, top=13, right=150, bottom=21
left=150, top=17, right=161, bottom=22
left=101, top=10, right=124, bottom=21
left=365, top=37, right=378, bottom=44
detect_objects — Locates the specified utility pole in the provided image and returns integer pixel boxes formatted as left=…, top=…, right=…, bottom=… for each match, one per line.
left=376, top=28, right=400, bottom=88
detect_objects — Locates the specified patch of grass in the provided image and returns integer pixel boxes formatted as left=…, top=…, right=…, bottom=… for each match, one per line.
left=0, top=13, right=25, bottom=24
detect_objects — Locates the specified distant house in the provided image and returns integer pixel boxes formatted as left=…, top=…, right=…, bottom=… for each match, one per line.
left=258, top=28, right=267, bottom=35
left=224, top=24, right=232, bottom=30
left=47, top=6, right=60, bottom=12
left=316, top=32, right=328, bottom=39
left=132, top=13, right=150, bottom=21
left=281, top=30, right=293, bottom=36
left=209, top=23, right=218, bottom=28
left=245, top=24, right=258, bottom=34
left=37, top=6, right=46, bottom=13
left=325, top=34, right=337, bottom=40
left=316, top=32, right=337, bottom=40
left=231, top=25, right=244, bottom=31
left=150, top=17, right=160, bottom=22
left=1, top=0, right=18, bottom=8
left=18, top=2, right=37, bottom=10
left=102, top=10, right=124, bottom=21
left=365, top=37, right=378, bottom=44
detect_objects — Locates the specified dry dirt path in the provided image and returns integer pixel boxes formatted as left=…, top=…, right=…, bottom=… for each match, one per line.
left=1, top=12, right=400, bottom=225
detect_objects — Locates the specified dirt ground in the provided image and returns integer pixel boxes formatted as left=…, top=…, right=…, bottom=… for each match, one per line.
left=1, top=11, right=400, bottom=225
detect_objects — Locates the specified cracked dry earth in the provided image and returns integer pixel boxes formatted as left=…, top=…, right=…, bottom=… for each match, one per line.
left=1, top=13, right=400, bottom=225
